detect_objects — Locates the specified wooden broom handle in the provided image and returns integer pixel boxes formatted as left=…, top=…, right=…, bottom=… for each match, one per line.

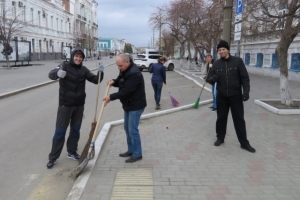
left=93, top=69, right=102, bottom=121
left=88, top=84, right=110, bottom=153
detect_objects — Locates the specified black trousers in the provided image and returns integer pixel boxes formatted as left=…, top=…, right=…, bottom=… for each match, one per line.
left=49, top=105, right=84, bottom=159
left=216, top=95, right=249, bottom=146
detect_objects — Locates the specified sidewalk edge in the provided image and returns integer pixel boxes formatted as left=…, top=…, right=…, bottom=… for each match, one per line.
left=65, top=100, right=212, bottom=200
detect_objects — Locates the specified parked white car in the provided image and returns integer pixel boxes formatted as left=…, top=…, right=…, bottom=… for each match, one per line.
left=133, top=54, right=175, bottom=71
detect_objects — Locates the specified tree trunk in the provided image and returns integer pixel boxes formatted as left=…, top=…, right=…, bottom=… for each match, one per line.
left=279, top=74, right=293, bottom=105
left=276, top=39, right=293, bottom=106
left=5, top=54, right=10, bottom=68
left=179, top=43, right=185, bottom=68
left=187, top=40, right=191, bottom=70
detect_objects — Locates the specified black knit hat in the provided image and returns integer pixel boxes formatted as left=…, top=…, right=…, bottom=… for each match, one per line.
left=217, top=40, right=230, bottom=50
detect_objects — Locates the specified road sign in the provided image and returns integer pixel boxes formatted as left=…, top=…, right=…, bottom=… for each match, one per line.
left=234, top=23, right=242, bottom=32
left=236, top=0, right=243, bottom=15
left=234, top=32, right=241, bottom=41
left=235, top=14, right=242, bottom=23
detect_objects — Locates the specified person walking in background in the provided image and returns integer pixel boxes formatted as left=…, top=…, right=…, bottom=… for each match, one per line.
left=47, top=48, right=104, bottom=169
left=103, top=53, right=146, bottom=163
left=149, top=56, right=167, bottom=110
left=207, top=40, right=255, bottom=153
left=195, top=56, right=198, bottom=65
left=204, top=53, right=216, bottom=111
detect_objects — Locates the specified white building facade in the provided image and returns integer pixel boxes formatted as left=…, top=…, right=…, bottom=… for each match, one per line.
left=1, top=0, right=98, bottom=61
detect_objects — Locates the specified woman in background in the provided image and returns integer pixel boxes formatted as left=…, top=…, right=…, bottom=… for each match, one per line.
left=149, top=56, right=167, bottom=110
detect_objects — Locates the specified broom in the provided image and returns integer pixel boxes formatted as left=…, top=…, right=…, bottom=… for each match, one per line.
left=193, top=65, right=211, bottom=108
left=166, top=84, right=179, bottom=106
left=71, top=84, right=111, bottom=178
left=78, top=63, right=103, bottom=164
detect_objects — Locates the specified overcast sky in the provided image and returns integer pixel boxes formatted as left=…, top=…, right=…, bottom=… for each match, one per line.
left=96, top=0, right=172, bottom=48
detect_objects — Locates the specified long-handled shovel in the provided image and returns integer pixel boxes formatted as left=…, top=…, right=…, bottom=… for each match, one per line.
left=70, top=84, right=111, bottom=179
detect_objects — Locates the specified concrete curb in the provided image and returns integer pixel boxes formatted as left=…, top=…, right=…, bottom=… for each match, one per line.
left=254, top=99, right=300, bottom=115
left=65, top=100, right=212, bottom=200
left=0, top=63, right=115, bottom=100
left=0, top=80, right=56, bottom=100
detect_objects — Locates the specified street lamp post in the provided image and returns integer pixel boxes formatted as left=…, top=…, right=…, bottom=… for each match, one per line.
left=222, top=0, right=233, bottom=44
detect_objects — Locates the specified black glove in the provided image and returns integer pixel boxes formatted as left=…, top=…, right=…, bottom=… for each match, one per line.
left=243, top=94, right=249, bottom=101
left=208, top=75, right=218, bottom=83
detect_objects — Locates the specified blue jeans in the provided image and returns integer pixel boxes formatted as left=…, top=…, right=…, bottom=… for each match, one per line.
left=151, top=80, right=163, bottom=105
left=212, top=83, right=217, bottom=109
left=124, top=108, right=144, bottom=158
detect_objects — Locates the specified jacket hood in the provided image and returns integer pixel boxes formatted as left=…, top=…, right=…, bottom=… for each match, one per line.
left=70, top=48, right=85, bottom=67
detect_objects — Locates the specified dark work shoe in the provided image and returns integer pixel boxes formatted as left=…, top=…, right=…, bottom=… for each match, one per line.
left=214, top=139, right=224, bottom=146
left=241, top=144, right=256, bottom=153
left=47, top=159, right=57, bottom=169
left=125, top=156, right=143, bottom=163
left=212, top=108, right=217, bottom=112
left=155, top=104, right=161, bottom=110
left=209, top=106, right=213, bottom=109
left=119, top=152, right=133, bottom=157
left=67, top=152, right=80, bottom=160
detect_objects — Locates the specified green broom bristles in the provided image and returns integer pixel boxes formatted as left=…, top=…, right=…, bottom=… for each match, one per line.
left=193, top=96, right=200, bottom=108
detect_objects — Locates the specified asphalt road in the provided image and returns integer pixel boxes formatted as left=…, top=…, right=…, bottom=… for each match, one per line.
left=0, top=59, right=211, bottom=200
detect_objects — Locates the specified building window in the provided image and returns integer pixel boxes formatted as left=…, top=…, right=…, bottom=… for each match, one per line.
left=256, top=53, right=263, bottom=67
left=56, top=18, right=58, bottom=30
left=61, top=20, right=63, bottom=31
left=32, top=39, right=35, bottom=52
left=30, top=8, right=34, bottom=22
left=12, top=4, right=16, bottom=18
left=245, top=53, right=250, bottom=65
left=38, top=11, right=41, bottom=26
left=51, top=16, right=53, bottom=29
left=45, top=16, right=48, bottom=28
left=271, top=53, right=279, bottom=68
left=22, top=8, right=25, bottom=21
left=69, top=23, right=71, bottom=33
left=290, top=53, right=300, bottom=71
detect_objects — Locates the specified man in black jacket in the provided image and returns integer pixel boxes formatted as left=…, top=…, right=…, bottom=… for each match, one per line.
left=208, top=40, right=255, bottom=153
left=47, top=48, right=104, bottom=168
left=103, top=53, right=147, bottom=163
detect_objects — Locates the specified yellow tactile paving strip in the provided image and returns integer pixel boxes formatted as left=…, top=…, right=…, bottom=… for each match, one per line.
left=111, top=168, right=154, bottom=200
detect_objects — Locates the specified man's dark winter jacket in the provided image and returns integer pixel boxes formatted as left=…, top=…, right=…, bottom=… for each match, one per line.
left=48, top=61, right=103, bottom=107
left=110, top=62, right=147, bottom=111
left=208, top=55, right=250, bottom=97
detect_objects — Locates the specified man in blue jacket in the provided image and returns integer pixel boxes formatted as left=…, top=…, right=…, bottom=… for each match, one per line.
left=208, top=40, right=255, bottom=153
left=103, top=53, right=147, bottom=163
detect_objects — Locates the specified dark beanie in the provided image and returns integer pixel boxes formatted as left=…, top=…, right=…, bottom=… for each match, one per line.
left=217, top=40, right=230, bottom=50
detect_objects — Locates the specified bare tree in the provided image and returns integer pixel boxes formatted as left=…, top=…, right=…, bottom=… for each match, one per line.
left=149, top=0, right=224, bottom=69
left=82, top=29, right=97, bottom=59
left=0, top=1, right=32, bottom=68
left=161, top=30, right=176, bottom=57
left=246, top=0, right=300, bottom=106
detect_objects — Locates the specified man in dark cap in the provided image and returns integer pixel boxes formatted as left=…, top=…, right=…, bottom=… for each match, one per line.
left=46, top=48, right=104, bottom=168
left=207, top=40, right=255, bottom=153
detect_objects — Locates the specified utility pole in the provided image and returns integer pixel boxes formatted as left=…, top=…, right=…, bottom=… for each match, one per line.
left=152, top=29, right=155, bottom=48
left=222, top=0, right=233, bottom=44
left=159, top=17, right=161, bottom=53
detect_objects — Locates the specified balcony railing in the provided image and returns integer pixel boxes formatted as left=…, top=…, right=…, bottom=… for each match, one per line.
left=77, top=14, right=81, bottom=19
left=82, top=17, right=86, bottom=21
left=93, top=22, right=98, bottom=27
